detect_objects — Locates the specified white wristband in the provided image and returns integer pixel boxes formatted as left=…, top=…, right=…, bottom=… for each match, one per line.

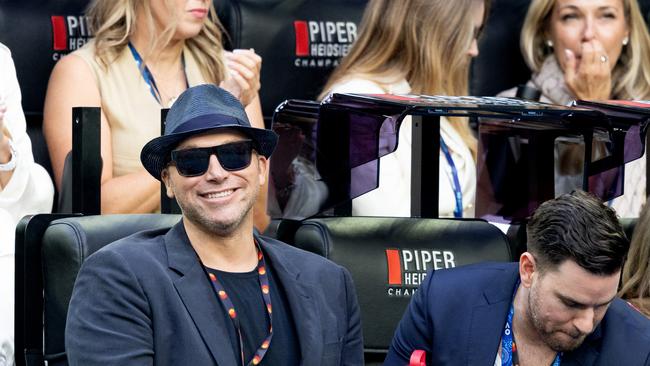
left=0, top=138, right=17, bottom=171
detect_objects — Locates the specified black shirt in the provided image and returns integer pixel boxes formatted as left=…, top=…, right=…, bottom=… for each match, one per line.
left=205, top=261, right=301, bottom=366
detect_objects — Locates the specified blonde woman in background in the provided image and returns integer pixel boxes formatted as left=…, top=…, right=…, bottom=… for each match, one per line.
left=43, top=0, right=271, bottom=230
left=500, top=0, right=650, bottom=217
left=319, top=0, right=489, bottom=218
left=619, top=203, right=650, bottom=318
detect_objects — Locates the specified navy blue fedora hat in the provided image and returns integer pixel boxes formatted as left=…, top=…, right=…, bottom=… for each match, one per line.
left=141, top=85, right=278, bottom=180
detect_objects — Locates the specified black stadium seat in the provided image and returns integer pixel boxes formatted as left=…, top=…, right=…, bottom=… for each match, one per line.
left=215, top=0, right=368, bottom=122
left=15, top=214, right=181, bottom=366
left=470, top=0, right=532, bottom=96
left=291, top=216, right=515, bottom=364
left=0, top=1, right=90, bottom=119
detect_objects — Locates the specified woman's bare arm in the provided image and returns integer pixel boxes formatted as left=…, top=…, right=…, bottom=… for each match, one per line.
left=43, top=54, right=159, bottom=213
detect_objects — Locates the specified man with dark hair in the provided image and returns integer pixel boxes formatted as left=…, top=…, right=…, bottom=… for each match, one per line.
left=385, top=190, right=650, bottom=366
left=65, top=85, right=363, bottom=365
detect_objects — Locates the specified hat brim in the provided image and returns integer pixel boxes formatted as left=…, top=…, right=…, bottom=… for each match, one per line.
left=140, top=124, right=278, bottom=180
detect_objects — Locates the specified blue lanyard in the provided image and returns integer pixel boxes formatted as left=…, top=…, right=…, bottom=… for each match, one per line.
left=127, top=42, right=188, bottom=106
left=440, top=137, right=463, bottom=218
left=501, top=281, right=561, bottom=366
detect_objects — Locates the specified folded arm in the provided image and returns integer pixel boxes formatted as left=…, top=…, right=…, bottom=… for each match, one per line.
left=43, top=54, right=159, bottom=213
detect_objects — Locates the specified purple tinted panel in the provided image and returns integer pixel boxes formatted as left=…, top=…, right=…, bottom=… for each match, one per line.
left=477, top=118, right=618, bottom=222
left=624, top=124, right=644, bottom=162
left=475, top=120, right=551, bottom=222
left=586, top=125, right=644, bottom=201
left=315, top=103, right=405, bottom=216
left=350, top=159, right=379, bottom=199
left=588, top=165, right=624, bottom=201
left=345, top=113, right=402, bottom=200
left=348, top=114, right=400, bottom=168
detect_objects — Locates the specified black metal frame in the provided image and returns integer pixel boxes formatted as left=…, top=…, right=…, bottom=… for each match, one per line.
left=66, top=106, right=182, bottom=215
left=71, top=107, right=101, bottom=215
left=314, top=94, right=649, bottom=220
left=410, top=115, right=440, bottom=218
left=15, top=214, right=79, bottom=366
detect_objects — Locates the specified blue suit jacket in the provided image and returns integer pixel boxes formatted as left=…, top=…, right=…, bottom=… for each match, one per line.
left=65, top=221, right=363, bottom=366
left=384, top=262, right=650, bottom=366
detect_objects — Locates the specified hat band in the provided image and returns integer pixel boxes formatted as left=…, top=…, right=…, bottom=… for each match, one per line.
left=168, top=113, right=247, bottom=134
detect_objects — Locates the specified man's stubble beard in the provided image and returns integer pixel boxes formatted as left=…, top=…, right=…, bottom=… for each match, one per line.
left=183, top=200, right=253, bottom=236
left=178, top=184, right=260, bottom=237
left=526, top=285, right=587, bottom=353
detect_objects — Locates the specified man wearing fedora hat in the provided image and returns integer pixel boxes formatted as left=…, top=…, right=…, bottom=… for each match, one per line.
left=65, top=85, right=363, bottom=366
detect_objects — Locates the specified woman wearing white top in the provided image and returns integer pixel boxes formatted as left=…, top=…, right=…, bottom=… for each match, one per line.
left=0, top=42, right=54, bottom=366
left=319, top=0, right=489, bottom=218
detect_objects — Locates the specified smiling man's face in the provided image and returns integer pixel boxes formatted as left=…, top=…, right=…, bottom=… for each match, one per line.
left=162, top=129, right=267, bottom=237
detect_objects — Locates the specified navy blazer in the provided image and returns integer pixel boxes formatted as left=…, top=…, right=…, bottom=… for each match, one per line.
left=384, top=262, right=650, bottom=366
left=65, top=221, right=363, bottom=366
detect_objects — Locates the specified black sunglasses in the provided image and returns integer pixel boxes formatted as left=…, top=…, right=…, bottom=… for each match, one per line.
left=170, top=140, right=255, bottom=177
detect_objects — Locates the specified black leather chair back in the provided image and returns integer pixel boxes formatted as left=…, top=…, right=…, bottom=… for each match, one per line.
left=42, top=214, right=181, bottom=365
left=215, top=0, right=368, bottom=120
left=15, top=214, right=180, bottom=366
left=291, top=216, right=514, bottom=363
left=0, top=1, right=90, bottom=118
left=470, top=0, right=531, bottom=96
left=0, top=0, right=91, bottom=177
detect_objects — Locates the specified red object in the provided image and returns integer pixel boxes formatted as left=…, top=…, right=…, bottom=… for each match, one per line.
left=409, top=350, right=426, bottom=366
left=385, top=249, right=402, bottom=285
left=603, top=100, right=650, bottom=108
left=293, top=21, right=309, bottom=56
left=370, top=94, right=423, bottom=102
left=51, top=16, right=67, bottom=51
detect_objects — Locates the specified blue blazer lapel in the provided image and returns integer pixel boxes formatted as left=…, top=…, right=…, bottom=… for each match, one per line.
left=562, top=351, right=599, bottom=366
left=467, top=265, right=520, bottom=366
left=259, top=237, right=323, bottom=366
left=165, top=223, right=239, bottom=366
left=561, top=325, right=601, bottom=366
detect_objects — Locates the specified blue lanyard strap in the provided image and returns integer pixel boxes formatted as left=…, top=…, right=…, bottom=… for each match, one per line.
left=127, top=42, right=188, bottom=106
left=439, top=137, right=463, bottom=218
left=207, top=242, right=273, bottom=366
left=501, top=281, right=561, bottom=366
